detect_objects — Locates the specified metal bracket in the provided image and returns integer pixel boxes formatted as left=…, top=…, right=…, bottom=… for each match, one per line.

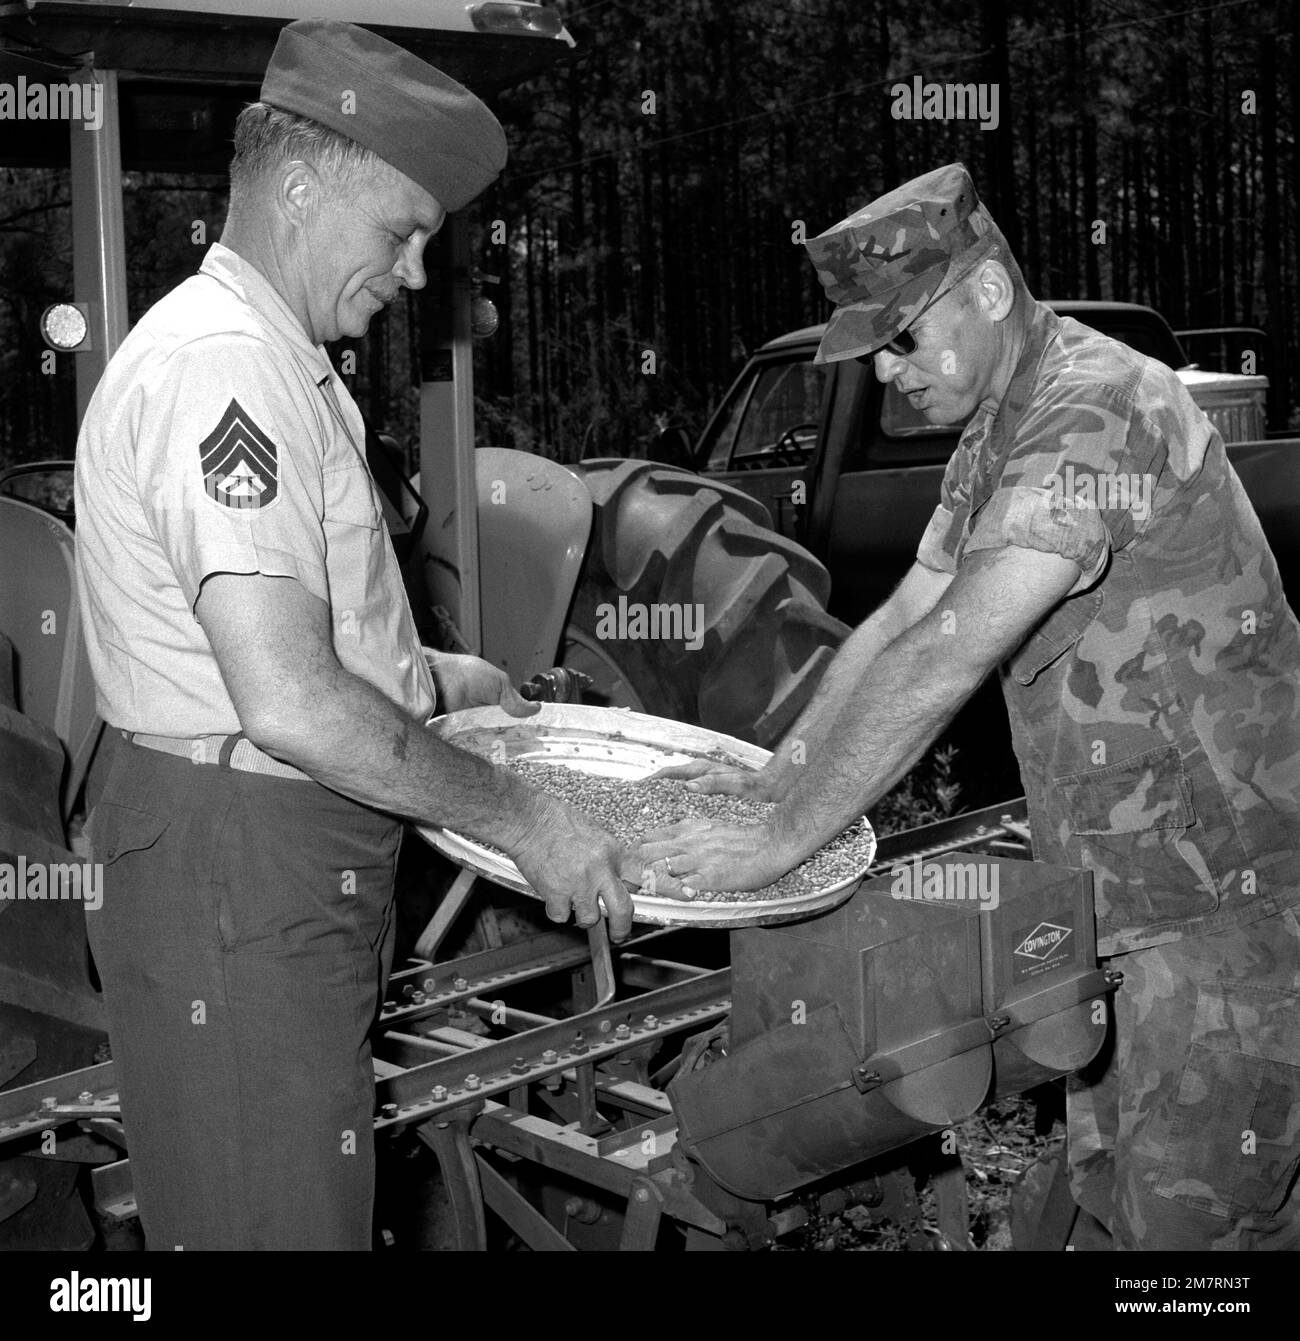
left=375, top=968, right=729, bottom=1126
left=415, top=1111, right=488, bottom=1251
left=414, top=866, right=478, bottom=960
left=90, top=1158, right=136, bottom=1223
left=930, top=1156, right=975, bottom=1250
left=851, top=966, right=1115, bottom=1093
left=0, top=1061, right=120, bottom=1147
left=587, top=920, right=616, bottom=1007
left=619, top=1176, right=665, bottom=1250
left=475, top=1152, right=575, bottom=1251
left=868, top=795, right=1030, bottom=871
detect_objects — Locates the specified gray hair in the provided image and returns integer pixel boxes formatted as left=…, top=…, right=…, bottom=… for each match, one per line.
left=228, top=101, right=384, bottom=202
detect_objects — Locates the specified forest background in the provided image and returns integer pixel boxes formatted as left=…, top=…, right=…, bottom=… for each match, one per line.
left=2, top=0, right=1297, bottom=473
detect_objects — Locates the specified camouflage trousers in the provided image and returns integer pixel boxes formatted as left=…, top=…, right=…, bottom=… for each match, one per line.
left=1066, top=906, right=1300, bottom=1250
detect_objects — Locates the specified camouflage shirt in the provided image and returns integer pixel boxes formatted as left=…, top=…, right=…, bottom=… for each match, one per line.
left=918, top=301, right=1300, bottom=954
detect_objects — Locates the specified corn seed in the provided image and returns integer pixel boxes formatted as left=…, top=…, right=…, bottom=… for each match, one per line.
left=499, top=759, right=873, bottom=903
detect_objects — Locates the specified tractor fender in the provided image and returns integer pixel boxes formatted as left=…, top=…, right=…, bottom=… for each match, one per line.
left=473, top=449, right=593, bottom=685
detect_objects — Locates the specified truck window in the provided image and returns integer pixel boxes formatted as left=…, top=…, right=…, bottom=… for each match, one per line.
left=864, top=381, right=965, bottom=467
left=702, top=377, right=751, bottom=470
left=880, top=381, right=961, bottom=438
left=721, top=359, right=827, bottom=472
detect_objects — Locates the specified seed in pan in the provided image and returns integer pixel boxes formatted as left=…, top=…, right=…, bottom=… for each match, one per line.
left=506, top=760, right=872, bottom=902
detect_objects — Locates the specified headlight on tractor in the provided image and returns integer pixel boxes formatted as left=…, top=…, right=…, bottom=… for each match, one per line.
left=40, top=302, right=92, bottom=353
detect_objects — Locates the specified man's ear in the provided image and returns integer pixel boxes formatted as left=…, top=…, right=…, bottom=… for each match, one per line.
left=972, top=258, right=1017, bottom=324
left=276, top=161, right=321, bottom=229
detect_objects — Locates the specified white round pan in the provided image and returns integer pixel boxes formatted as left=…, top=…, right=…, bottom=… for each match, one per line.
left=413, top=704, right=875, bottom=928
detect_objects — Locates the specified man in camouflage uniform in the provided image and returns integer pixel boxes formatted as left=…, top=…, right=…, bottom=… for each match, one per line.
left=641, top=163, right=1300, bottom=1250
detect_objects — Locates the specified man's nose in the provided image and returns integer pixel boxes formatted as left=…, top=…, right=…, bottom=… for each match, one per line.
left=873, top=349, right=907, bottom=382
left=394, top=239, right=427, bottom=291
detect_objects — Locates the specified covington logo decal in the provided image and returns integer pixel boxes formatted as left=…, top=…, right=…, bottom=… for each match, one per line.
left=1013, top=921, right=1073, bottom=961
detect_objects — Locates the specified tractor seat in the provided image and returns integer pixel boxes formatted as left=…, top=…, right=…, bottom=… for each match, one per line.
left=0, top=497, right=101, bottom=819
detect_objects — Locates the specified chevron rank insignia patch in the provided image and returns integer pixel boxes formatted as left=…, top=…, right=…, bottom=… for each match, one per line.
left=199, top=398, right=279, bottom=511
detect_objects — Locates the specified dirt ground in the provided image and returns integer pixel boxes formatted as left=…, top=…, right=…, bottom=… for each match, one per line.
left=772, top=1090, right=1067, bottom=1251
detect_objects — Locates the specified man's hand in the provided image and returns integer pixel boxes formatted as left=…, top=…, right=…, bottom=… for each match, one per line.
left=509, top=801, right=640, bottom=940
left=197, top=576, right=632, bottom=938
left=638, top=817, right=801, bottom=898
left=643, top=758, right=785, bottom=800
left=424, top=649, right=539, bottom=717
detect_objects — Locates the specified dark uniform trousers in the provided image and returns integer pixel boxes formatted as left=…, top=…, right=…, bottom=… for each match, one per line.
left=84, top=731, right=402, bottom=1250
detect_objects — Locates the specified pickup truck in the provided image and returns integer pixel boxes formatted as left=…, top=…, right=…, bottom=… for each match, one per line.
left=669, top=300, right=1300, bottom=804
left=680, top=300, right=1298, bottom=627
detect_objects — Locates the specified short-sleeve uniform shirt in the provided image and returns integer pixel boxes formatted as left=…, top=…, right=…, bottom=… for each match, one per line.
left=918, top=303, right=1300, bottom=954
left=75, top=243, right=436, bottom=736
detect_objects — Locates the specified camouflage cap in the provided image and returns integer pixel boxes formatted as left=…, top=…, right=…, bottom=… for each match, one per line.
left=805, top=162, right=1001, bottom=363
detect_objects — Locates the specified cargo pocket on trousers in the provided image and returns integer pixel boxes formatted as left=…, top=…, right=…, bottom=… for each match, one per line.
left=1155, top=982, right=1300, bottom=1219
left=86, top=802, right=171, bottom=866
left=1055, top=744, right=1214, bottom=925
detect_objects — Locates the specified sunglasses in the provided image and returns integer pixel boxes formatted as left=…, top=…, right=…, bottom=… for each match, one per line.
left=878, top=327, right=921, bottom=358
left=873, top=275, right=965, bottom=357
left=865, top=248, right=998, bottom=360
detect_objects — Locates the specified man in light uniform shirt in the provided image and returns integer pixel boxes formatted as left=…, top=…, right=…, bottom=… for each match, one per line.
left=75, top=19, right=635, bottom=1250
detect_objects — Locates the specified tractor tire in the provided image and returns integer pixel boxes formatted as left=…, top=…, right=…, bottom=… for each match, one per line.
left=561, top=460, right=848, bottom=748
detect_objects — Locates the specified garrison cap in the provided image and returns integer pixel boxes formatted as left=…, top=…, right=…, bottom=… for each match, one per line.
left=260, top=19, right=506, bottom=212
left=805, top=162, right=1002, bottom=363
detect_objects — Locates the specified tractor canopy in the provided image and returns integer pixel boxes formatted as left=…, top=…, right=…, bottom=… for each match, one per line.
left=0, top=1, right=575, bottom=172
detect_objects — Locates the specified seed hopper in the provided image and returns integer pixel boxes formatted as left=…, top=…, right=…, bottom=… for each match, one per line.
left=0, top=707, right=1116, bottom=1250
